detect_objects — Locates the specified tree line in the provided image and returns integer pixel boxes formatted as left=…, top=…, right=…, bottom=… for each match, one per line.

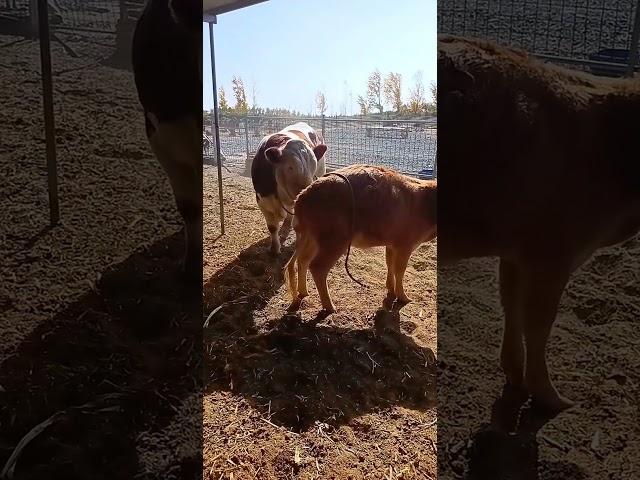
left=211, top=70, right=436, bottom=118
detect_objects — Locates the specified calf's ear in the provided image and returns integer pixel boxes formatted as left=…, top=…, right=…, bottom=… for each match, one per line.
left=265, top=146, right=283, bottom=163
left=313, top=144, right=327, bottom=160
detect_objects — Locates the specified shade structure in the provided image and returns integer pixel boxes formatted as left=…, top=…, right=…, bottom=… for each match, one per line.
left=203, top=0, right=268, bottom=21
left=36, top=0, right=270, bottom=228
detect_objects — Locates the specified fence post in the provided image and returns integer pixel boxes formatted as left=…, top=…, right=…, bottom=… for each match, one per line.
left=321, top=114, right=325, bottom=137
left=118, top=0, right=128, bottom=20
left=29, top=0, right=38, bottom=34
left=626, top=0, right=640, bottom=77
left=244, top=113, right=250, bottom=161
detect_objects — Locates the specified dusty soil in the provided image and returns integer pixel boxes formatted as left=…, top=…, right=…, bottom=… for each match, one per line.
left=438, top=245, right=640, bottom=479
left=204, top=165, right=438, bottom=479
left=1, top=33, right=200, bottom=478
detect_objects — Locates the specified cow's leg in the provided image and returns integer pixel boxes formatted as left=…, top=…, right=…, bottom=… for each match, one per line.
left=499, top=258, right=525, bottom=387
left=309, top=241, right=343, bottom=313
left=148, top=117, right=202, bottom=281
left=519, top=261, right=573, bottom=412
left=256, top=195, right=284, bottom=255
left=392, top=246, right=413, bottom=304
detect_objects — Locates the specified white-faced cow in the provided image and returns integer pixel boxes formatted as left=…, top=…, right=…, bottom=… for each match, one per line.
left=131, top=0, right=202, bottom=281
left=439, top=35, right=640, bottom=412
left=251, top=122, right=327, bottom=255
left=285, top=164, right=437, bottom=313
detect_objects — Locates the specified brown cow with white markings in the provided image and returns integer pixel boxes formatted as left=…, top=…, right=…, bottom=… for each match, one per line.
left=251, top=122, right=327, bottom=255
left=132, top=0, right=201, bottom=281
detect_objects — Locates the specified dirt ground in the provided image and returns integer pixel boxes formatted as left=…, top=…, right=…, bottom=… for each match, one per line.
left=203, top=165, right=437, bottom=479
left=438, top=246, right=640, bottom=479
left=1, top=33, right=201, bottom=478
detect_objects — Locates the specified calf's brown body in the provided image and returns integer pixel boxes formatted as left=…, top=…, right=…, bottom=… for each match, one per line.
left=285, top=164, right=437, bottom=313
left=439, top=35, right=640, bottom=412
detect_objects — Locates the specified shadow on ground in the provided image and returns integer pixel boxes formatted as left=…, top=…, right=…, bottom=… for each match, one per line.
left=204, top=238, right=436, bottom=432
left=0, top=231, right=201, bottom=479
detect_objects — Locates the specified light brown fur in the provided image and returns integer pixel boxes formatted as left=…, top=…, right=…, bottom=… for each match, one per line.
left=439, top=35, right=640, bottom=412
left=285, top=164, right=437, bottom=313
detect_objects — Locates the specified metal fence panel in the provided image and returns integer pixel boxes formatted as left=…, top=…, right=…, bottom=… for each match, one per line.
left=205, top=114, right=437, bottom=179
left=438, top=0, right=640, bottom=73
left=0, top=0, right=140, bottom=35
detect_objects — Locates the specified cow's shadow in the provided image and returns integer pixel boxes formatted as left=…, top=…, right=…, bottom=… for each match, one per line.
left=204, top=238, right=436, bottom=432
left=0, top=231, right=202, bottom=479
left=461, top=386, right=589, bottom=480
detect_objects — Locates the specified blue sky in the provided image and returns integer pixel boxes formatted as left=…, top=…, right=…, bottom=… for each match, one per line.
left=203, top=0, right=436, bottom=115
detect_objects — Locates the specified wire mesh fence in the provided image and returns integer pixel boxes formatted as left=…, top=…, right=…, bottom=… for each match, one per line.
left=438, top=0, right=640, bottom=74
left=205, top=114, right=437, bottom=179
left=0, top=0, right=143, bottom=35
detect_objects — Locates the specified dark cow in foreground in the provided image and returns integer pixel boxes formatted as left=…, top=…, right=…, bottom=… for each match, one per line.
left=439, top=35, right=640, bottom=412
left=285, top=164, right=437, bottom=313
left=251, top=122, right=327, bottom=255
left=131, top=0, right=202, bottom=281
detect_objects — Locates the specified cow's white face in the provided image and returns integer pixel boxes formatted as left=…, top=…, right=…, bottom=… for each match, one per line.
left=265, top=139, right=327, bottom=203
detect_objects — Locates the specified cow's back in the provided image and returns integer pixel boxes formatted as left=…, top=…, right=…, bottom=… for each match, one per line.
left=295, top=165, right=427, bottom=245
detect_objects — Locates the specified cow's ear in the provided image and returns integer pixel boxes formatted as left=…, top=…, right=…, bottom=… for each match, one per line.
left=313, top=144, right=327, bottom=160
left=265, top=146, right=283, bottom=163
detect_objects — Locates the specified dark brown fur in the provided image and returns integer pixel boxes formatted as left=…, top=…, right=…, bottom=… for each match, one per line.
left=439, top=35, right=640, bottom=411
left=250, top=133, right=289, bottom=198
left=285, top=165, right=437, bottom=313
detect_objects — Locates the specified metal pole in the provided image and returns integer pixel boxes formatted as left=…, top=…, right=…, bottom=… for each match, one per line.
left=626, top=0, right=640, bottom=77
left=209, top=20, right=225, bottom=235
left=244, top=113, right=250, bottom=161
left=118, top=0, right=128, bottom=20
left=321, top=114, right=325, bottom=137
left=37, top=0, right=59, bottom=225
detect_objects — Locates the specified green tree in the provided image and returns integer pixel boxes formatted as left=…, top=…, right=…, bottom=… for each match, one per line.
left=384, top=72, right=403, bottom=113
left=366, top=70, right=383, bottom=114
left=231, top=76, right=248, bottom=114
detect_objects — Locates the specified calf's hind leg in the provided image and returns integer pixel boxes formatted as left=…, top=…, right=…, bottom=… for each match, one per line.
left=499, top=258, right=525, bottom=388
left=392, top=246, right=413, bottom=304
left=309, top=239, right=344, bottom=313
left=519, top=261, right=574, bottom=412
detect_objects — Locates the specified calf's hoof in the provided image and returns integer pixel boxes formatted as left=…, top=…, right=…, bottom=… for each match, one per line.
left=382, top=294, right=396, bottom=311
left=396, top=294, right=412, bottom=305
left=530, top=392, right=575, bottom=414
left=287, top=296, right=303, bottom=312
left=526, top=379, right=575, bottom=413
left=321, top=305, right=336, bottom=314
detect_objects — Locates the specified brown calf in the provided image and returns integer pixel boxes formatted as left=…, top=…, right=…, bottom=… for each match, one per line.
left=285, top=164, right=437, bottom=313
left=439, top=35, right=640, bottom=412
